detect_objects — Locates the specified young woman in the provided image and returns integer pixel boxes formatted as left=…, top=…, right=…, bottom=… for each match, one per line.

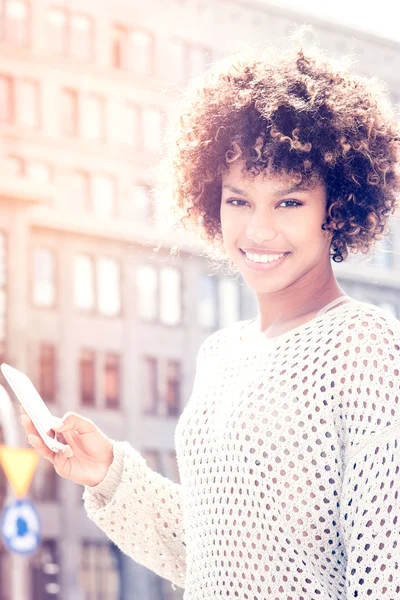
left=21, top=43, right=400, bottom=599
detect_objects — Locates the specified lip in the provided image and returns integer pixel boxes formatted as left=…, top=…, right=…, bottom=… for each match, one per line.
left=240, top=249, right=290, bottom=271
left=241, top=248, right=290, bottom=255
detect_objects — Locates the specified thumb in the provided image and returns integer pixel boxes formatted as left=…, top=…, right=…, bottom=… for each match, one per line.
left=52, top=412, right=97, bottom=435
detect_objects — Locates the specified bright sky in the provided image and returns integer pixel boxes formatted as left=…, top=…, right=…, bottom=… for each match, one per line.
left=265, top=0, right=400, bottom=43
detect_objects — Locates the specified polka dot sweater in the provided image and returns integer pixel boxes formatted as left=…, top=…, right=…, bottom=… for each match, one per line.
left=83, top=297, right=400, bottom=599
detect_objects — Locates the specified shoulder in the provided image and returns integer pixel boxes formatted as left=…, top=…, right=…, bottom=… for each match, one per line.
left=338, top=300, right=400, bottom=352
left=196, top=319, right=249, bottom=359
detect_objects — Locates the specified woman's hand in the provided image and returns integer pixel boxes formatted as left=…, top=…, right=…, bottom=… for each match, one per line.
left=20, top=409, right=114, bottom=487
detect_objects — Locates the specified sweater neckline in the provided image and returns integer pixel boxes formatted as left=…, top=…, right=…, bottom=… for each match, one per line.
left=234, top=295, right=360, bottom=349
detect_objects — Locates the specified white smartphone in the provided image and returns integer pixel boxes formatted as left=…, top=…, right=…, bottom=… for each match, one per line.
left=1, top=363, right=69, bottom=454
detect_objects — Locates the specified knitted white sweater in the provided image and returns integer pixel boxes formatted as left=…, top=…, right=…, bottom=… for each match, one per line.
left=83, top=297, right=400, bottom=599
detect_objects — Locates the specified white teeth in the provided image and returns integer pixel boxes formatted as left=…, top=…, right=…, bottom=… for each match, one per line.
left=245, top=252, right=285, bottom=264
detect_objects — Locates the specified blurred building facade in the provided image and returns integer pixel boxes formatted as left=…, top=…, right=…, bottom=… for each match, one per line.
left=0, top=0, right=398, bottom=599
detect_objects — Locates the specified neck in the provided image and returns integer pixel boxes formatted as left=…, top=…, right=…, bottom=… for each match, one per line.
left=254, top=264, right=346, bottom=334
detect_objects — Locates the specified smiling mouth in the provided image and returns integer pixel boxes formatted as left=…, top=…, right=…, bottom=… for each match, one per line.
left=239, top=249, right=291, bottom=270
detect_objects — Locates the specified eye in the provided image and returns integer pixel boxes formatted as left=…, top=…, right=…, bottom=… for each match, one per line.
left=225, top=199, right=249, bottom=207
left=279, top=200, right=302, bottom=208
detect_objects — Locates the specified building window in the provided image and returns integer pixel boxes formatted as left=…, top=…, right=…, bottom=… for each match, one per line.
left=60, top=89, right=78, bottom=136
left=47, top=9, right=93, bottom=60
left=142, top=108, right=163, bottom=152
left=33, top=248, right=56, bottom=308
left=165, top=360, right=180, bottom=416
left=218, top=277, right=240, bottom=328
left=91, top=174, right=115, bottom=218
left=132, top=184, right=151, bottom=222
left=39, top=344, right=56, bottom=404
left=104, top=353, right=120, bottom=409
left=3, top=156, right=22, bottom=176
left=81, top=94, right=105, bottom=141
left=160, top=267, right=181, bottom=326
left=142, top=356, right=158, bottom=415
left=198, top=274, right=217, bottom=329
left=136, top=264, right=158, bottom=321
left=70, top=14, right=94, bottom=60
left=0, top=75, right=12, bottom=123
left=15, top=79, right=39, bottom=127
left=4, top=0, right=30, bottom=45
left=79, top=349, right=95, bottom=406
left=97, top=258, right=121, bottom=317
left=112, top=25, right=154, bottom=74
left=79, top=541, right=120, bottom=600
left=0, top=233, right=6, bottom=354
left=129, top=29, right=154, bottom=74
left=124, top=103, right=141, bottom=148
left=47, top=7, right=67, bottom=55
left=26, top=161, right=52, bottom=184
left=74, top=255, right=95, bottom=311
left=171, top=39, right=210, bottom=82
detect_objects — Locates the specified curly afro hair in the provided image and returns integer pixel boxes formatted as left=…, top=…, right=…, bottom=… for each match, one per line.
left=162, top=40, right=400, bottom=263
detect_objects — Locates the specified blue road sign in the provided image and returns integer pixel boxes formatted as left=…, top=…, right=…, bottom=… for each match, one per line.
left=0, top=498, right=41, bottom=555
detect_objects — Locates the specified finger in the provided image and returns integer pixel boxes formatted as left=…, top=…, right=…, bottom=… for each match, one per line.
left=53, top=446, right=73, bottom=478
left=20, top=414, right=39, bottom=437
left=53, top=412, right=97, bottom=435
left=26, top=434, right=55, bottom=463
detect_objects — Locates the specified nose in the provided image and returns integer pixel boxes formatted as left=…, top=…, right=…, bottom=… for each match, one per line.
left=246, top=214, right=278, bottom=244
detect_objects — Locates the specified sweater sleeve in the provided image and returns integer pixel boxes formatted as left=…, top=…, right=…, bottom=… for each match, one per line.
left=82, top=439, right=186, bottom=589
left=339, top=423, right=400, bottom=597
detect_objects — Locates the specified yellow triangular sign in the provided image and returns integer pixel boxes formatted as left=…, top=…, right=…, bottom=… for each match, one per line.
left=0, top=446, right=40, bottom=498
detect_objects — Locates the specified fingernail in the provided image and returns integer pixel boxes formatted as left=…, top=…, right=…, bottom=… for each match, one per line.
left=53, top=419, right=64, bottom=430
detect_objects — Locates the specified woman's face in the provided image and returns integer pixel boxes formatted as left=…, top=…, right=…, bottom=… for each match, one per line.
left=220, top=160, right=333, bottom=297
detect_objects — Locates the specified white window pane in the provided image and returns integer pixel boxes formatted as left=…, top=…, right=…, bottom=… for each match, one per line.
left=60, top=89, right=78, bottom=136
left=81, top=95, right=104, bottom=140
left=124, top=104, right=140, bottom=147
left=218, top=278, right=240, bottom=328
left=6, top=0, right=29, bottom=44
left=129, top=30, right=152, bottom=74
left=33, top=249, right=56, bottom=307
left=6, top=0, right=28, bottom=18
left=71, top=15, right=93, bottom=60
left=132, top=185, right=150, bottom=221
left=97, top=258, right=120, bottom=316
left=47, top=8, right=67, bottom=55
left=0, top=233, right=6, bottom=287
left=0, top=76, right=12, bottom=123
left=143, top=109, right=162, bottom=152
left=92, top=175, right=115, bottom=218
left=170, top=40, right=186, bottom=82
left=26, top=161, right=51, bottom=184
left=15, top=80, right=38, bottom=127
left=3, top=156, right=23, bottom=176
left=0, top=289, right=6, bottom=341
left=137, top=265, right=157, bottom=320
left=190, top=47, right=209, bottom=79
left=74, top=255, right=94, bottom=310
left=198, top=275, right=217, bottom=329
left=160, top=267, right=181, bottom=326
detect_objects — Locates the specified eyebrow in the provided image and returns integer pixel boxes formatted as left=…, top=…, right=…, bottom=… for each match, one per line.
left=222, top=183, right=311, bottom=197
